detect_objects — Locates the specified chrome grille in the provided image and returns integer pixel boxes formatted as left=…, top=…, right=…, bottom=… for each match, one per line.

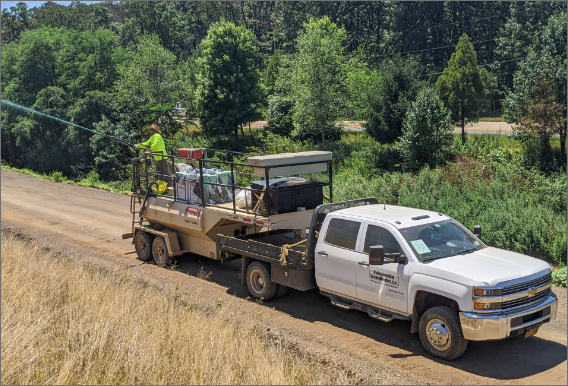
left=501, top=272, right=552, bottom=295
left=502, top=288, right=551, bottom=310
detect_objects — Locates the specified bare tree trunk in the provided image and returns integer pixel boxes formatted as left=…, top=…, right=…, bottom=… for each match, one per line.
left=240, top=124, right=245, bottom=137
left=461, top=100, right=465, bottom=144
left=561, top=134, right=566, bottom=161
left=234, top=128, right=239, bottom=142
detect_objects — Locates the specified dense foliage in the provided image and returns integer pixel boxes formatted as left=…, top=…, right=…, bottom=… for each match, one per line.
left=504, top=11, right=567, bottom=163
left=1, top=2, right=565, bottom=274
left=399, top=88, right=453, bottom=170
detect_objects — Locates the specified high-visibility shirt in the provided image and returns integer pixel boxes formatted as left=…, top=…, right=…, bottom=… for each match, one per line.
left=138, top=133, right=166, bottom=161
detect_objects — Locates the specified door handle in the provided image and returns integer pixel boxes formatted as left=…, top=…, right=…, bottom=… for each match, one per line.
left=358, top=261, right=369, bottom=266
left=318, top=251, right=328, bottom=256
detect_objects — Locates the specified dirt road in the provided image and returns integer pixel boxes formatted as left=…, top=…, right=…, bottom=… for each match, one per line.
left=2, top=169, right=566, bottom=385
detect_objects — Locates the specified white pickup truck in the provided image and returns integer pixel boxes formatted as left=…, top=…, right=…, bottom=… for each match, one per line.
left=129, top=149, right=558, bottom=361
left=218, top=199, right=558, bottom=360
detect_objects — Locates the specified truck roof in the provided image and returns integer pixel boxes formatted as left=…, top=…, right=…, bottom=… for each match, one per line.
left=332, top=204, right=449, bottom=229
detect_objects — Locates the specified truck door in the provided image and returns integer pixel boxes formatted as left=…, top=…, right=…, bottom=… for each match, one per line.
left=315, top=217, right=363, bottom=298
left=356, top=222, right=411, bottom=313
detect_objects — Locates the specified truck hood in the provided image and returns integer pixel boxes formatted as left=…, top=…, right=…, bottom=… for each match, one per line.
left=425, top=247, right=551, bottom=286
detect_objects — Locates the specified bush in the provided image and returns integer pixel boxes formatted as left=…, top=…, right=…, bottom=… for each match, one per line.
left=552, top=266, right=567, bottom=288
left=399, top=88, right=454, bottom=170
left=266, top=95, right=294, bottom=136
left=364, top=58, right=423, bottom=143
left=50, top=171, right=65, bottom=183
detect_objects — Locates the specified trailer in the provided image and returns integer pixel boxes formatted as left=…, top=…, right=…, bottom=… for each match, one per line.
left=124, top=147, right=351, bottom=298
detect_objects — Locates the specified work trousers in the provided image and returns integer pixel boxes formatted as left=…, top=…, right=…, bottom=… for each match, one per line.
left=155, top=159, right=173, bottom=187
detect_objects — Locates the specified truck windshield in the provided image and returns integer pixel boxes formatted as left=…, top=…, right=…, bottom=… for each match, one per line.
left=399, top=219, right=485, bottom=261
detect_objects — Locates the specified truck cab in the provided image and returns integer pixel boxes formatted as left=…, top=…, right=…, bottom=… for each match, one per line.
left=315, top=204, right=558, bottom=360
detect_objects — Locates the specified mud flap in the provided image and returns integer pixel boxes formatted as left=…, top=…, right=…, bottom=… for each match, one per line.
left=410, top=304, right=419, bottom=334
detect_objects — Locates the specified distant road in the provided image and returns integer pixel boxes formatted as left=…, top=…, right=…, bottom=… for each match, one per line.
left=248, top=120, right=516, bottom=135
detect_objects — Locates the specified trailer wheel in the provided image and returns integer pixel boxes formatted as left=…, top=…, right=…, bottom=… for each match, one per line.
left=152, top=236, right=172, bottom=267
left=419, top=306, right=468, bottom=361
left=134, top=231, right=153, bottom=261
left=246, top=261, right=278, bottom=301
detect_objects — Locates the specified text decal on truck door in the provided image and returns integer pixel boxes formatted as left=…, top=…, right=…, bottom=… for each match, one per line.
left=369, top=270, right=399, bottom=287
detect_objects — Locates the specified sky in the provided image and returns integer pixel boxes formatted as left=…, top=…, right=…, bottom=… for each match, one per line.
left=2, top=1, right=104, bottom=12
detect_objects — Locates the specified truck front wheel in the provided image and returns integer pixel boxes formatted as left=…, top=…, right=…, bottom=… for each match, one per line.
left=246, top=261, right=278, bottom=301
left=419, top=306, right=468, bottom=361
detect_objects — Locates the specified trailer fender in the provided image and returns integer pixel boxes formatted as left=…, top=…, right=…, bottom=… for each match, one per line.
left=134, top=225, right=182, bottom=257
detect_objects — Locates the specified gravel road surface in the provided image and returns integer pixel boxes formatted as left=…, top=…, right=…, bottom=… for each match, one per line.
left=2, top=169, right=566, bottom=385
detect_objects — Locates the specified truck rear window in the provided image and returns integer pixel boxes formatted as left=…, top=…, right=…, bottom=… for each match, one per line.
left=325, top=218, right=360, bottom=250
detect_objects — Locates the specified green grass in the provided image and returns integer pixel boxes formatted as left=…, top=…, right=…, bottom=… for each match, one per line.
left=478, top=116, right=506, bottom=122
left=1, top=163, right=132, bottom=194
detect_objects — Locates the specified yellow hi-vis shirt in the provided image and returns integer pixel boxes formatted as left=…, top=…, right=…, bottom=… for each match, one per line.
left=138, top=133, right=166, bottom=161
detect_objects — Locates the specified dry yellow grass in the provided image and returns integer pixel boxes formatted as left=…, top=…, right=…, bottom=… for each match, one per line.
left=0, top=233, right=349, bottom=385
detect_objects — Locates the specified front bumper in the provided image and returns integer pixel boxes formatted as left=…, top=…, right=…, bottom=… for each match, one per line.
left=459, top=293, right=557, bottom=341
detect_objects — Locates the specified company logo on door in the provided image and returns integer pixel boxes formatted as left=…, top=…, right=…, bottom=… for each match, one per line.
left=369, top=270, right=399, bottom=287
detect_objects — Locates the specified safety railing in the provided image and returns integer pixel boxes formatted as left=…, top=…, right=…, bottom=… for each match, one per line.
left=131, top=148, right=333, bottom=217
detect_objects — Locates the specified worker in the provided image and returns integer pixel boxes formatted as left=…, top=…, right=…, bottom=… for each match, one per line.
left=135, top=123, right=172, bottom=187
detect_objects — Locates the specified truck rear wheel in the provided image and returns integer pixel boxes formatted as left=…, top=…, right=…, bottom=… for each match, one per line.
left=152, top=236, right=173, bottom=267
left=419, top=306, right=468, bottom=361
left=246, top=261, right=278, bottom=301
left=275, top=284, right=288, bottom=298
left=135, top=231, right=153, bottom=261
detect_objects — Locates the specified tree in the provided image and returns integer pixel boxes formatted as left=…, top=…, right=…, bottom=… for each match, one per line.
left=399, top=88, right=453, bottom=171
left=503, top=12, right=567, bottom=166
left=115, top=34, right=179, bottom=106
left=1, top=2, right=35, bottom=43
left=291, top=16, right=347, bottom=143
left=363, top=57, right=423, bottom=143
left=437, top=33, right=486, bottom=144
left=195, top=21, right=263, bottom=141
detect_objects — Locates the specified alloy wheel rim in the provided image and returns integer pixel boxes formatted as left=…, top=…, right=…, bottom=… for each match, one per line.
left=426, top=319, right=452, bottom=351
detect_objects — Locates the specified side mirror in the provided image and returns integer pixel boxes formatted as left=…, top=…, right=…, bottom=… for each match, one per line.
left=474, top=225, right=482, bottom=240
left=369, top=245, right=385, bottom=265
left=392, top=252, right=407, bottom=264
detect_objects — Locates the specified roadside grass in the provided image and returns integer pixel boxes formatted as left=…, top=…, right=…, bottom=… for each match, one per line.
left=0, top=232, right=349, bottom=385
left=477, top=117, right=506, bottom=122
left=1, top=163, right=132, bottom=194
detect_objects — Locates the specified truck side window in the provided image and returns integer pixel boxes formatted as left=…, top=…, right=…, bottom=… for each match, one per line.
left=364, top=225, right=403, bottom=254
left=325, top=218, right=361, bottom=250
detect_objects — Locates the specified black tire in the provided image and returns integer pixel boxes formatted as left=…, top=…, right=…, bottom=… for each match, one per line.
left=246, top=261, right=278, bottom=301
left=134, top=231, right=153, bottom=261
left=152, top=236, right=172, bottom=267
left=419, top=306, right=468, bottom=361
left=275, top=284, right=288, bottom=298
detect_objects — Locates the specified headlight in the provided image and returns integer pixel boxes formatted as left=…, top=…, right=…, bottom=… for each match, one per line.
left=473, top=287, right=502, bottom=296
left=473, top=301, right=501, bottom=310
left=473, top=286, right=502, bottom=311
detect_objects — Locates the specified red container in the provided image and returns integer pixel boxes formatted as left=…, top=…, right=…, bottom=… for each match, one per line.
left=178, top=148, right=203, bottom=160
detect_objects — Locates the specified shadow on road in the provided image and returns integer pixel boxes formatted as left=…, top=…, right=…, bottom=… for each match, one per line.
left=167, top=252, right=566, bottom=380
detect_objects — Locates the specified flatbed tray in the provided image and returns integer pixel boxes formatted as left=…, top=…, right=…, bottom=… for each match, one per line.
left=217, top=230, right=309, bottom=269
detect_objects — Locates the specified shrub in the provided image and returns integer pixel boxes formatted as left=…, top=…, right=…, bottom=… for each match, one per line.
left=266, top=95, right=294, bottom=136
left=552, top=266, right=567, bottom=288
left=399, top=88, right=454, bottom=171
left=50, top=171, right=65, bottom=183
left=86, top=170, right=100, bottom=187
